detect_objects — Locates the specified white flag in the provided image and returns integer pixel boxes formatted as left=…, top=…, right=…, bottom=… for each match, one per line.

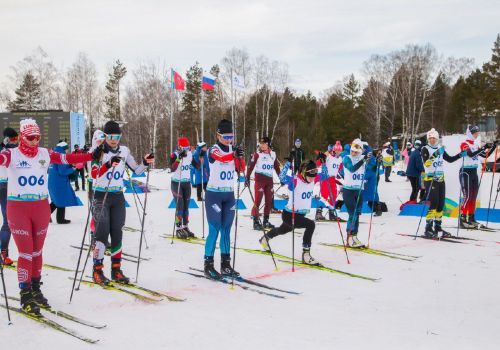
left=232, top=74, right=246, bottom=91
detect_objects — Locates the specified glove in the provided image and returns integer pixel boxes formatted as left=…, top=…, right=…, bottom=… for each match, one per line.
left=366, top=152, right=373, bottom=160
left=424, top=159, right=433, bottom=168
left=143, top=153, right=154, bottom=166
left=92, top=145, right=104, bottom=161
left=178, top=150, right=187, bottom=158
left=200, top=150, right=206, bottom=157
left=108, top=155, right=122, bottom=168
left=234, top=145, right=244, bottom=158
left=459, top=151, right=467, bottom=158
left=437, top=146, right=445, bottom=155
left=317, top=153, right=326, bottom=164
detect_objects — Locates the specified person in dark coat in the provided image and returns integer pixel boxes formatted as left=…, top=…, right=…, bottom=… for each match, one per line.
left=191, top=142, right=210, bottom=201
left=48, top=141, right=80, bottom=224
left=289, top=138, right=305, bottom=173
left=406, top=140, right=425, bottom=202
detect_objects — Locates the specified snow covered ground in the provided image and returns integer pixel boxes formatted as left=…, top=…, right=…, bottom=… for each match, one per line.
left=1, top=168, right=500, bottom=350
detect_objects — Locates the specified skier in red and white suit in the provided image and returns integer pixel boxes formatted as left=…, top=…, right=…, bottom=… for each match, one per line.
left=315, top=141, right=343, bottom=221
left=0, top=118, right=101, bottom=316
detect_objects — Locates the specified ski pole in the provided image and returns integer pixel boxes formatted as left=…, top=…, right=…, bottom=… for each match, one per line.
left=414, top=164, right=439, bottom=240
left=125, top=168, right=149, bottom=249
left=135, top=166, right=151, bottom=283
left=289, top=160, right=295, bottom=272
left=324, top=174, right=350, bottom=264
left=69, top=160, right=103, bottom=302
left=0, top=255, right=12, bottom=324
left=367, top=158, right=381, bottom=248
left=486, top=147, right=499, bottom=227
left=76, top=166, right=116, bottom=291
left=456, top=157, right=465, bottom=237
left=231, top=158, right=243, bottom=287
left=489, top=176, right=500, bottom=216
left=200, top=155, right=206, bottom=239
left=246, top=183, right=278, bottom=269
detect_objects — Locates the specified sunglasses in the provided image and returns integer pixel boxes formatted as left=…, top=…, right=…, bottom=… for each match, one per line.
left=25, top=135, right=40, bottom=142
left=106, top=134, right=122, bottom=141
left=219, top=134, right=234, bottom=140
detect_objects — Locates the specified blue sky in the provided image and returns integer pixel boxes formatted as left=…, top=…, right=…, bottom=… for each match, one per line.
left=1, top=0, right=498, bottom=95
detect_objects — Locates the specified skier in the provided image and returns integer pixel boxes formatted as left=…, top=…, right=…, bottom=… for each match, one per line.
left=421, top=128, right=464, bottom=238
left=0, top=127, right=18, bottom=265
left=245, top=136, right=281, bottom=230
left=91, top=121, right=154, bottom=285
left=203, top=119, right=245, bottom=280
left=342, top=139, right=378, bottom=248
left=0, top=118, right=99, bottom=316
left=289, top=138, right=304, bottom=174
left=406, top=140, right=425, bottom=202
left=258, top=160, right=322, bottom=265
left=191, top=142, right=209, bottom=202
left=72, top=144, right=86, bottom=191
left=170, top=137, right=195, bottom=239
left=48, top=141, right=77, bottom=224
left=381, top=142, right=394, bottom=182
left=459, top=125, right=496, bottom=228
left=401, top=142, right=412, bottom=168
left=315, top=141, right=343, bottom=221
left=362, top=142, right=383, bottom=216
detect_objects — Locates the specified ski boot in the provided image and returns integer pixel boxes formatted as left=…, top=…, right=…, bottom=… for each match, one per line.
left=259, top=234, right=271, bottom=252
left=469, top=214, right=481, bottom=229
left=175, top=225, right=188, bottom=239
left=435, top=221, right=452, bottom=238
left=424, top=221, right=436, bottom=239
left=348, top=234, right=365, bottom=248
left=263, top=216, right=275, bottom=230
left=328, top=209, right=342, bottom=222
left=315, top=208, right=326, bottom=221
left=0, top=249, right=14, bottom=266
left=92, top=263, right=111, bottom=285
left=20, top=288, right=41, bottom=317
left=220, top=254, right=240, bottom=278
left=253, top=217, right=264, bottom=231
left=460, top=214, right=475, bottom=229
left=31, top=278, right=50, bottom=309
left=375, top=202, right=383, bottom=217
left=204, top=257, right=222, bottom=280
left=183, top=226, right=197, bottom=239
left=111, top=263, right=130, bottom=284
left=302, top=248, right=321, bottom=266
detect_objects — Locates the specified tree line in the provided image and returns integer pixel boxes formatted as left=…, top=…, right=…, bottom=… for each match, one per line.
left=1, top=34, right=498, bottom=167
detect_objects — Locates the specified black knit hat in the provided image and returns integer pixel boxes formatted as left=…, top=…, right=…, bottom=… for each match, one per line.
left=3, top=127, right=18, bottom=138
left=217, top=119, right=233, bottom=134
left=103, top=121, right=122, bottom=134
left=469, top=125, right=480, bottom=134
left=260, top=136, right=271, bottom=145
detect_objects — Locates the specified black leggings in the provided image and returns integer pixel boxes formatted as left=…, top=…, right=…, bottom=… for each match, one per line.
left=172, top=181, right=191, bottom=226
left=92, top=192, right=126, bottom=250
left=267, top=210, right=315, bottom=248
left=424, top=180, right=445, bottom=212
left=196, top=182, right=207, bottom=200
left=408, top=176, right=425, bottom=202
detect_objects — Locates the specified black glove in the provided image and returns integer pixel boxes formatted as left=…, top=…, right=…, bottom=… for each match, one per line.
left=365, top=152, right=373, bottom=160
left=317, top=152, right=326, bottom=164
left=234, top=145, right=244, bottom=158
left=200, top=150, right=206, bottom=157
left=179, top=150, right=187, bottom=158
left=107, top=155, right=122, bottom=168
left=92, top=145, right=104, bottom=161
left=143, top=153, right=154, bottom=166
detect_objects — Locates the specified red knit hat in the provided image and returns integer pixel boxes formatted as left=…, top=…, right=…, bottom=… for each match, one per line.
left=333, top=140, right=342, bottom=152
left=20, top=118, right=40, bottom=137
left=178, top=137, right=190, bottom=148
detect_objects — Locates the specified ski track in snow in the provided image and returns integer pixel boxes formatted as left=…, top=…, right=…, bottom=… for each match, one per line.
left=1, top=169, right=500, bottom=350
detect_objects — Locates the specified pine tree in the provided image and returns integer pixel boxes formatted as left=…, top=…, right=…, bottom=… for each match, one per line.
left=483, top=34, right=500, bottom=116
left=7, top=72, right=42, bottom=111
left=104, top=60, right=127, bottom=121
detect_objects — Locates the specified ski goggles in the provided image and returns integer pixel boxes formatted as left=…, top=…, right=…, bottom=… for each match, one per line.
left=304, top=168, right=318, bottom=176
left=106, top=134, right=122, bottom=141
left=218, top=133, right=234, bottom=140
left=24, top=135, right=40, bottom=142
left=8, top=136, right=18, bottom=143
left=351, top=143, right=363, bottom=151
left=181, top=146, right=190, bottom=151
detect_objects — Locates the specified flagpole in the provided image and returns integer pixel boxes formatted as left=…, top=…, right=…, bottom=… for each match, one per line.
left=230, top=69, right=235, bottom=142
left=201, top=70, right=204, bottom=143
left=170, top=68, right=174, bottom=156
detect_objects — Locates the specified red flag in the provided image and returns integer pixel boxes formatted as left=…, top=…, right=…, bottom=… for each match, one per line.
left=171, top=69, right=185, bottom=90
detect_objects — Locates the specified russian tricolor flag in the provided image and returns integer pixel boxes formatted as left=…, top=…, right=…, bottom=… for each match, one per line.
left=202, top=74, right=215, bottom=91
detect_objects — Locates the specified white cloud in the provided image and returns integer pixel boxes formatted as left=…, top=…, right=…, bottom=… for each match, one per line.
left=0, top=0, right=498, bottom=95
